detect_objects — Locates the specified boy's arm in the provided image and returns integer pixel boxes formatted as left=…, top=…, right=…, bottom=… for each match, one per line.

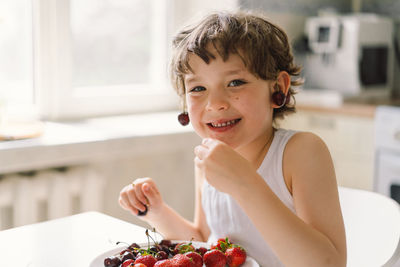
left=143, top=166, right=210, bottom=242
left=233, top=132, right=346, bottom=267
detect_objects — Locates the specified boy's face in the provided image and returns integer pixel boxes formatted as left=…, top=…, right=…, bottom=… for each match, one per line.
left=184, top=47, right=275, bottom=151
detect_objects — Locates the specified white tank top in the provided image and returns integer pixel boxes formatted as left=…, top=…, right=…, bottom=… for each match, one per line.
left=202, top=128, right=297, bottom=267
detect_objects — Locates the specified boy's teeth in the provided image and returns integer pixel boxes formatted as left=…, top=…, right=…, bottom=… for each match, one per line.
left=211, top=119, right=237, bottom=128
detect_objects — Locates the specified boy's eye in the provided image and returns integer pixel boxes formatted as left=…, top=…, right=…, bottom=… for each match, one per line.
left=189, top=86, right=206, bottom=93
left=228, top=79, right=246, bottom=87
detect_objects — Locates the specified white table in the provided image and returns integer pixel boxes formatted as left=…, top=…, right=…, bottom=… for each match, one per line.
left=0, top=212, right=151, bottom=267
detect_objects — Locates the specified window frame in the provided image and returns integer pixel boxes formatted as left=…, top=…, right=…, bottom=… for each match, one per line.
left=32, top=0, right=178, bottom=120
left=0, top=0, right=35, bottom=118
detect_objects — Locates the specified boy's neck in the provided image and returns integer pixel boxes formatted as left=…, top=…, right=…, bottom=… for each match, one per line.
left=237, top=128, right=276, bottom=169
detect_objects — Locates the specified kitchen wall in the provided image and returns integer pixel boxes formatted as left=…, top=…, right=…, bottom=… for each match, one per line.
left=240, top=0, right=350, bottom=15
left=239, top=0, right=400, bottom=31
left=244, top=0, right=400, bottom=95
left=239, top=0, right=400, bottom=96
left=362, top=0, right=400, bottom=16
left=239, top=0, right=349, bottom=41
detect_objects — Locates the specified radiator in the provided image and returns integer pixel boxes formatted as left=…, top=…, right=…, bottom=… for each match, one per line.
left=0, top=166, right=105, bottom=230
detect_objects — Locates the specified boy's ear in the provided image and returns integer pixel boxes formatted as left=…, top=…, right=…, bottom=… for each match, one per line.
left=276, top=71, right=291, bottom=94
left=271, top=71, right=291, bottom=108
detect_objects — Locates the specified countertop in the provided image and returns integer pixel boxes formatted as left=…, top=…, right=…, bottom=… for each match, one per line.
left=294, top=89, right=400, bottom=118
left=0, top=111, right=199, bottom=174
left=297, top=102, right=377, bottom=118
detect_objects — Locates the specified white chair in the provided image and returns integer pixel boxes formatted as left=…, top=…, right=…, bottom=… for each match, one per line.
left=338, top=186, right=400, bottom=267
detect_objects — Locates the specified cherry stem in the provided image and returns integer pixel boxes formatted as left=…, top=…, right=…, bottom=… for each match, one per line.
left=116, top=241, right=130, bottom=246
left=146, top=229, right=150, bottom=248
left=145, top=228, right=159, bottom=246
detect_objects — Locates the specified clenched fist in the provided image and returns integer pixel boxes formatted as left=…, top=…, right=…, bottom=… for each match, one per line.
left=119, top=177, right=163, bottom=218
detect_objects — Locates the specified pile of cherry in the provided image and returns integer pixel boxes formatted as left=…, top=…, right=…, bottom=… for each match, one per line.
left=104, top=237, right=247, bottom=267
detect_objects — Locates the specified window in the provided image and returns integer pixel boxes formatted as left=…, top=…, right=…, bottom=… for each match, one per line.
left=0, top=0, right=34, bottom=117
left=70, top=0, right=153, bottom=88
left=1, top=0, right=238, bottom=121
left=0, top=0, right=176, bottom=121
left=33, top=0, right=177, bottom=120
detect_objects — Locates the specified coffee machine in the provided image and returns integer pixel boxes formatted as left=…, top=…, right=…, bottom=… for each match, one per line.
left=302, top=14, right=394, bottom=98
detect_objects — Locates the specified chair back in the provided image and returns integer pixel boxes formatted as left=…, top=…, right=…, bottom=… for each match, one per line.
left=338, top=187, right=400, bottom=267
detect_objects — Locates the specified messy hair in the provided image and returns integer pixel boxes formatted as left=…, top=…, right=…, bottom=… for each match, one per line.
left=169, top=10, right=303, bottom=121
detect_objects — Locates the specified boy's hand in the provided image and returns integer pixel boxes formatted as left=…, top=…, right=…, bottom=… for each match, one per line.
left=194, top=138, right=258, bottom=195
left=119, top=177, right=163, bottom=218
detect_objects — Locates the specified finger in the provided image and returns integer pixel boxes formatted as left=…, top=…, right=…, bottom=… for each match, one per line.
left=119, top=190, right=138, bottom=214
left=133, top=182, right=149, bottom=207
left=194, top=145, right=208, bottom=160
left=118, top=194, right=129, bottom=210
left=194, top=156, right=203, bottom=168
left=202, top=138, right=213, bottom=147
left=142, top=183, right=160, bottom=207
left=127, top=187, right=147, bottom=213
left=118, top=186, right=132, bottom=209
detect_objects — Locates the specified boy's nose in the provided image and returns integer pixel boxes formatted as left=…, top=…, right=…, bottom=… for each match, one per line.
left=206, top=90, right=229, bottom=111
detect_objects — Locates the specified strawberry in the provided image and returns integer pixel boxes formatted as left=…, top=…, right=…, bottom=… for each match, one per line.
left=203, top=249, right=227, bottom=267
left=195, top=247, right=208, bottom=256
left=154, top=259, right=174, bottom=267
left=184, top=251, right=203, bottom=267
left=173, top=242, right=195, bottom=254
left=225, top=246, right=247, bottom=267
left=135, top=255, right=157, bottom=267
left=171, top=254, right=192, bottom=267
left=134, top=264, right=147, bottom=267
left=210, top=237, right=231, bottom=252
left=122, top=259, right=135, bottom=267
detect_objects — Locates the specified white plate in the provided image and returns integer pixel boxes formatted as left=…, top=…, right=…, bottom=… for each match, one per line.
left=89, top=241, right=259, bottom=267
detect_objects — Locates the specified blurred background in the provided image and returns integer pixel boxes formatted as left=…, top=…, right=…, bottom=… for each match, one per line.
left=0, top=0, right=399, bottom=233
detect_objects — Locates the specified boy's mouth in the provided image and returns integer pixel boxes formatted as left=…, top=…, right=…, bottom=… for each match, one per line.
left=206, top=118, right=241, bottom=129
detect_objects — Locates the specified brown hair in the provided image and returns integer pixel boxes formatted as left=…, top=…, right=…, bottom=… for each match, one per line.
left=169, top=10, right=303, bottom=121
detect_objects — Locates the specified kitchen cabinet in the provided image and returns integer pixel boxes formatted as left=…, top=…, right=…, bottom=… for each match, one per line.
left=278, top=108, right=375, bottom=190
left=374, top=105, right=400, bottom=204
left=376, top=151, right=400, bottom=200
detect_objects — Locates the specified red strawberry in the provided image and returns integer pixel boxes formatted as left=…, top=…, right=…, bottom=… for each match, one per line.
left=134, top=264, right=147, bottom=267
left=184, top=251, right=203, bottom=267
left=210, top=237, right=231, bottom=252
left=135, top=255, right=157, bottom=267
left=203, top=249, right=227, bottom=267
left=171, top=254, right=192, bottom=267
left=154, top=259, right=174, bottom=267
left=225, top=247, right=247, bottom=267
left=195, top=247, right=208, bottom=256
left=122, top=259, right=135, bottom=267
left=173, top=242, right=195, bottom=254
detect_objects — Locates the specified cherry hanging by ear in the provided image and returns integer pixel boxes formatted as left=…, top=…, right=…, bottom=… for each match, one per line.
left=272, top=91, right=286, bottom=108
left=178, top=112, right=190, bottom=126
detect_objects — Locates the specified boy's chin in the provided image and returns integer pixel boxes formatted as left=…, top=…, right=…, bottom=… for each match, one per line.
left=207, top=136, right=239, bottom=148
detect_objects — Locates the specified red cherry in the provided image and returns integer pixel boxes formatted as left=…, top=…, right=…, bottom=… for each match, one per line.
left=178, top=113, right=190, bottom=126
left=104, top=255, right=122, bottom=267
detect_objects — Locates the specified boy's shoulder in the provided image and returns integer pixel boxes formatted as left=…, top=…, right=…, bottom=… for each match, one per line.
left=284, top=131, right=330, bottom=162
left=290, top=130, right=325, bottom=144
